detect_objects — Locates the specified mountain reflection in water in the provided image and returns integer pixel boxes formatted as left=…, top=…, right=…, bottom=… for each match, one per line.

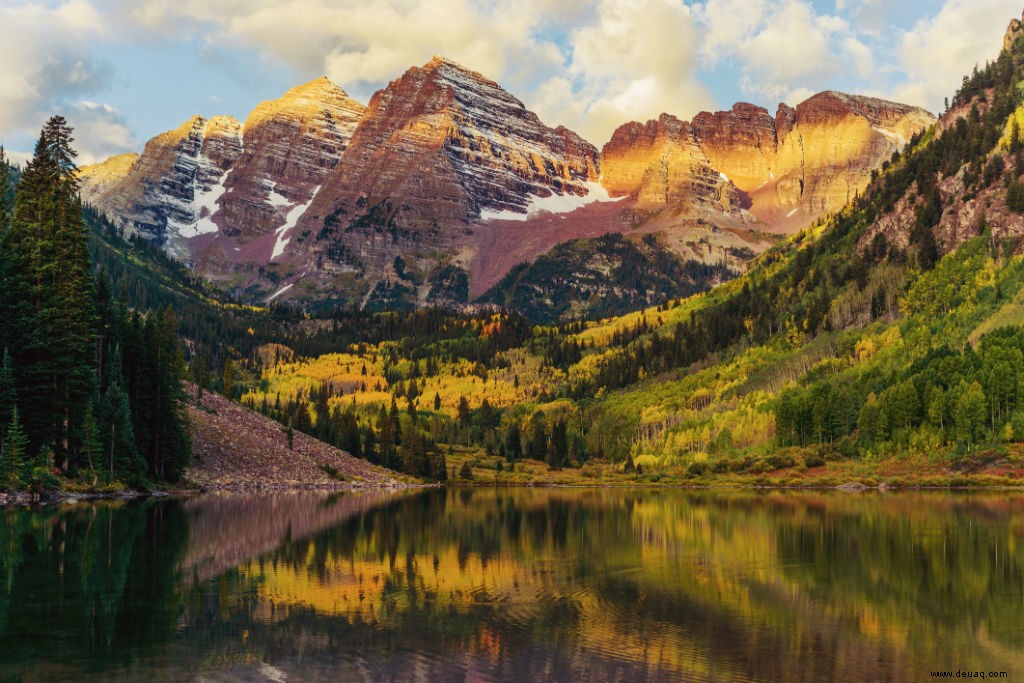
left=1, top=488, right=1023, bottom=682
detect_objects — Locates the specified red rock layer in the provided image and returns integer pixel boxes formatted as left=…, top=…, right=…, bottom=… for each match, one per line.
left=601, top=92, right=935, bottom=232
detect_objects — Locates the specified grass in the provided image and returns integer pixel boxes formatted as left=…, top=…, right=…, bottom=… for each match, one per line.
left=440, top=443, right=1024, bottom=489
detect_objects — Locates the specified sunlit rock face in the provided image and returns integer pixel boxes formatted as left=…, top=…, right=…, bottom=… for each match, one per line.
left=293, top=56, right=606, bottom=303
left=310, top=57, right=599, bottom=223
left=601, top=93, right=935, bottom=232
left=80, top=115, right=243, bottom=254
left=79, top=79, right=365, bottom=264
left=601, top=113, right=741, bottom=218
left=79, top=60, right=930, bottom=307
left=213, top=78, right=366, bottom=242
left=80, top=59, right=605, bottom=303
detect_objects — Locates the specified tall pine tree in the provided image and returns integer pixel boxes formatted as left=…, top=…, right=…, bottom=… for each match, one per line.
left=2, top=117, right=96, bottom=470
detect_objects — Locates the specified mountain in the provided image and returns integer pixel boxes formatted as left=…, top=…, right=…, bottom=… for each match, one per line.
left=293, top=56, right=605, bottom=306
left=478, top=232, right=738, bottom=324
left=239, top=10, right=1024, bottom=485
left=79, top=58, right=931, bottom=313
left=79, top=78, right=366, bottom=265
left=602, top=94, right=935, bottom=231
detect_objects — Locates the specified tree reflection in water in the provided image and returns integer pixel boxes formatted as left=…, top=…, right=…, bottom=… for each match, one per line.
left=1, top=489, right=1023, bottom=682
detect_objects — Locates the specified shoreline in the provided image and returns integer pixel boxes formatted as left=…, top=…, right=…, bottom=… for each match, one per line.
left=0, top=480, right=435, bottom=509
left=2, top=477, right=1021, bottom=508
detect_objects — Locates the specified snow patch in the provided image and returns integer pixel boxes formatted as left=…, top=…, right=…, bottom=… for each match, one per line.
left=190, top=168, right=231, bottom=236
left=265, top=181, right=291, bottom=209
left=872, top=126, right=907, bottom=148
left=260, top=663, right=288, bottom=683
left=270, top=185, right=321, bottom=261
left=479, top=181, right=623, bottom=222
left=266, top=282, right=295, bottom=303
left=786, top=208, right=799, bottom=218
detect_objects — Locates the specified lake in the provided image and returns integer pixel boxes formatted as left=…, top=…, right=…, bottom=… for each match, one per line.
left=0, top=488, right=1022, bottom=682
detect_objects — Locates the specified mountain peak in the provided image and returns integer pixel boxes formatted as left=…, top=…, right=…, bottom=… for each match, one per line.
left=284, top=76, right=346, bottom=98
left=245, top=77, right=365, bottom=130
left=420, top=55, right=496, bottom=86
left=426, top=55, right=462, bottom=69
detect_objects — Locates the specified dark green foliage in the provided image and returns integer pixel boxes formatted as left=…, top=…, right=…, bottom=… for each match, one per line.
left=426, top=264, right=470, bottom=304
left=774, top=320, right=1024, bottom=454
left=480, top=233, right=739, bottom=324
left=99, top=380, right=143, bottom=482
left=0, top=147, right=12, bottom=233
left=0, top=118, right=190, bottom=489
left=0, top=349, right=14, bottom=455
left=0, top=116, right=96, bottom=469
left=2, top=407, right=28, bottom=485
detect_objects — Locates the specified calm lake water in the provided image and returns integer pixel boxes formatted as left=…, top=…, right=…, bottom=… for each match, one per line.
left=1, top=488, right=1023, bottom=682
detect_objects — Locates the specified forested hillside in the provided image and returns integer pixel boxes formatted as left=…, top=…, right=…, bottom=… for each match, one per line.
left=6, top=23, right=1024, bottom=489
left=207, top=27, right=1024, bottom=484
left=0, top=122, right=189, bottom=490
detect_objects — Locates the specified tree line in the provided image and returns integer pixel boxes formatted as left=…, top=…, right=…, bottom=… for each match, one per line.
left=0, top=118, right=189, bottom=490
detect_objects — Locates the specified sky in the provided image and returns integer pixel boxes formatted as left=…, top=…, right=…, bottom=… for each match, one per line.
left=0, top=0, right=1021, bottom=166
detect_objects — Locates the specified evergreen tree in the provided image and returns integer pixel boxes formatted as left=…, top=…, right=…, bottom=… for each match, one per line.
left=0, top=349, right=14, bottom=459
left=3, top=406, right=28, bottom=486
left=99, top=351, right=143, bottom=482
left=222, top=358, right=235, bottom=398
left=2, top=116, right=96, bottom=470
left=0, top=146, right=11, bottom=235
left=148, top=307, right=190, bottom=480
left=546, top=419, right=568, bottom=470
left=81, top=402, right=101, bottom=482
left=505, top=422, right=522, bottom=462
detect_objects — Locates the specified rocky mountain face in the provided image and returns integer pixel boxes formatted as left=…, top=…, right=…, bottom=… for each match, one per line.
left=295, top=57, right=603, bottom=303
left=858, top=15, right=1024, bottom=262
left=80, top=115, right=242, bottom=255
left=79, top=57, right=931, bottom=312
left=603, top=93, right=935, bottom=232
left=79, top=78, right=365, bottom=267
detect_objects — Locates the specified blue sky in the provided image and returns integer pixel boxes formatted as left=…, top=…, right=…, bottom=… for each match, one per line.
left=0, top=0, right=1020, bottom=165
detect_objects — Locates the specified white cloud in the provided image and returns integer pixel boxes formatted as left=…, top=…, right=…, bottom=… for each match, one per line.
left=103, top=0, right=710, bottom=144
left=533, top=0, right=714, bottom=143
left=66, top=101, right=136, bottom=166
left=893, top=0, right=1020, bottom=113
left=694, top=0, right=768, bottom=62
left=112, top=0, right=575, bottom=101
left=5, top=0, right=1023, bottom=164
left=0, top=1, right=107, bottom=143
left=696, top=0, right=869, bottom=105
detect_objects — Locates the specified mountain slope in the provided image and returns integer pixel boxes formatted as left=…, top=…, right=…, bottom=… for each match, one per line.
left=186, top=385, right=403, bottom=488
left=602, top=93, right=935, bottom=232
left=229, top=10, right=1024, bottom=484
left=77, top=56, right=931, bottom=313
left=479, top=232, right=738, bottom=324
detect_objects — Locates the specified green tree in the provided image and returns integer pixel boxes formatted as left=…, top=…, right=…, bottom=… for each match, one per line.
left=100, top=377, right=143, bottom=482
left=0, top=349, right=14, bottom=458
left=505, top=422, right=522, bottom=462
left=222, top=358, right=235, bottom=398
left=857, top=393, right=887, bottom=449
left=3, top=406, right=28, bottom=486
left=954, top=381, right=988, bottom=449
left=2, top=116, right=96, bottom=470
left=0, top=146, right=11, bottom=234
left=81, top=402, right=101, bottom=483
left=546, top=419, right=568, bottom=470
